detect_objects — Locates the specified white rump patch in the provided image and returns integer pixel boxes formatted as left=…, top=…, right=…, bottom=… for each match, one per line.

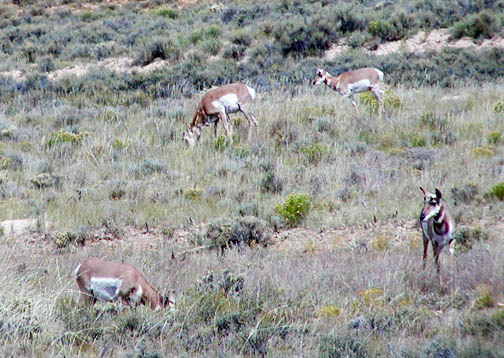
left=376, top=69, right=384, bottom=81
left=130, top=285, right=143, bottom=303
left=74, top=264, right=81, bottom=280
left=348, top=79, right=372, bottom=94
left=90, top=277, right=122, bottom=301
left=246, top=85, right=256, bottom=100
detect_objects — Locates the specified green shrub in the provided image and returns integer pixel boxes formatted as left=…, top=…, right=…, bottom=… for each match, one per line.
left=384, top=90, right=401, bottom=110
left=487, top=131, right=502, bottom=145
left=45, top=130, right=88, bottom=148
left=205, top=25, right=222, bottom=39
left=203, top=216, right=271, bottom=252
left=300, top=142, right=328, bottom=164
left=260, top=171, right=284, bottom=194
left=451, top=183, right=478, bottom=205
left=319, top=334, right=368, bottom=358
left=153, top=7, right=178, bottom=19
left=231, top=30, right=253, bottom=47
left=214, top=135, right=231, bottom=151
left=275, top=193, right=312, bottom=228
left=184, top=188, right=203, bottom=200
left=30, top=173, right=61, bottom=189
left=144, top=159, right=166, bottom=175
left=410, top=135, right=427, bottom=148
left=369, top=16, right=412, bottom=42
left=53, top=231, right=87, bottom=249
left=491, top=182, right=504, bottom=200
left=454, top=226, right=488, bottom=251
left=202, top=38, right=222, bottom=56
left=470, top=145, right=495, bottom=157
left=133, top=36, right=181, bottom=66
left=494, top=101, right=504, bottom=114
left=222, top=44, right=246, bottom=61
left=462, top=310, right=504, bottom=338
left=22, top=42, right=38, bottom=63
left=473, top=285, right=495, bottom=310
left=450, top=12, right=500, bottom=40
left=359, top=91, right=379, bottom=114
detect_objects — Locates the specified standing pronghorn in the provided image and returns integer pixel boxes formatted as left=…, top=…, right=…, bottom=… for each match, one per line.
left=419, top=187, right=456, bottom=283
left=74, top=257, right=171, bottom=310
left=183, top=82, right=258, bottom=148
left=312, top=67, right=384, bottom=111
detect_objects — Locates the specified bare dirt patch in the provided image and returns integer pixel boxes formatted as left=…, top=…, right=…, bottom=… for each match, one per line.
left=325, top=29, right=504, bottom=60
left=48, top=57, right=169, bottom=81
left=0, top=57, right=169, bottom=82
left=7, top=217, right=504, bottom=259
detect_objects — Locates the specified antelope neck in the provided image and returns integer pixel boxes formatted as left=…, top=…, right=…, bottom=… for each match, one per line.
left=432, top=206, right=449, bottom=235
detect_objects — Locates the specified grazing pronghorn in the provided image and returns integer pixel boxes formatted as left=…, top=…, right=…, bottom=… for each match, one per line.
left=419, top=187, right=456, bottom=283
left=74, top=257, right=171, bottom=310
left=312, top=67, right=384, bottom=111
left=183, top=82, right=258, bottom=148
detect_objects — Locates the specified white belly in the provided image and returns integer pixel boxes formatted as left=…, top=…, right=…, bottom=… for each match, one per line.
left=91, top=277, right=122, bottom=301
left=213, top=93, right=240, bottom=114
left=348, top=79, right=372, bottom=94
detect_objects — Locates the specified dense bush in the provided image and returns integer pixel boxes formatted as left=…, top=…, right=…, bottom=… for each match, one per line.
left=275, top=193, right=312, bottom=228
left=203, top=216, right=271, bottom=253
left=450, top=11, right=501, bottom=41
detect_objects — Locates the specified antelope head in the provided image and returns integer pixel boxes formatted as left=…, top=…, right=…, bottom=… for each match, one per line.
left=419, top=187, right=443, bottom=222
left=312, top=68, right=329, bottom=86
left=183, top=124, right=198, bottom=148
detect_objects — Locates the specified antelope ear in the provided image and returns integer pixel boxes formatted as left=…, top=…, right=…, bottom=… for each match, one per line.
left=419, top=186, right=426, bottom=195
left=435, top=188, right=442, bottom=200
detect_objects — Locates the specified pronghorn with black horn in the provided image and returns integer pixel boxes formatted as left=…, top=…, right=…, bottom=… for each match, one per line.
left=312, top=67, right=384, bottom=111
left=75, top=257, right=171, bottom=310
left=183, top=82, right=258, bottom=148
left=419, top=187, right=456, bottom=283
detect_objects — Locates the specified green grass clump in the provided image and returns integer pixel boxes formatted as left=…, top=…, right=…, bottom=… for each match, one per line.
left=359, top=91, right=379, bottom=114
left=45, top=130, right=88, bottom=149
left=184, top=188, right=203, bottom=200
left=470, top=145, right=495, bottom=157
left=473, top=285, right=495, bottom=310
left=275, top=193, right=312, bottom=228
left=300, top=142, right=328, bottom=164
left=153, top=7, right=178, bottom=19
left=318, top=305, right=341, bottom=317
left=384, top=90, right=401, bottom=110
left=494, top=101, right=504, bottom=114
left=491, top=182, right=504, bottom=201
left=487, top=131, right=502, bottom=145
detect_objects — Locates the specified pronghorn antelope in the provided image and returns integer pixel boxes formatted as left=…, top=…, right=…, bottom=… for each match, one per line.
left=312, top=67, right=384, bottom=111
left=183, top=82, right=258, bottom=148
left=74, top=257, right=171, bottom=310
left=419, top=187, right=456, bottom=283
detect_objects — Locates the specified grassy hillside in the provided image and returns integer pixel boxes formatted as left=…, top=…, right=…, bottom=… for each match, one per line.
left=1, top=0, right=504, bottom=357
